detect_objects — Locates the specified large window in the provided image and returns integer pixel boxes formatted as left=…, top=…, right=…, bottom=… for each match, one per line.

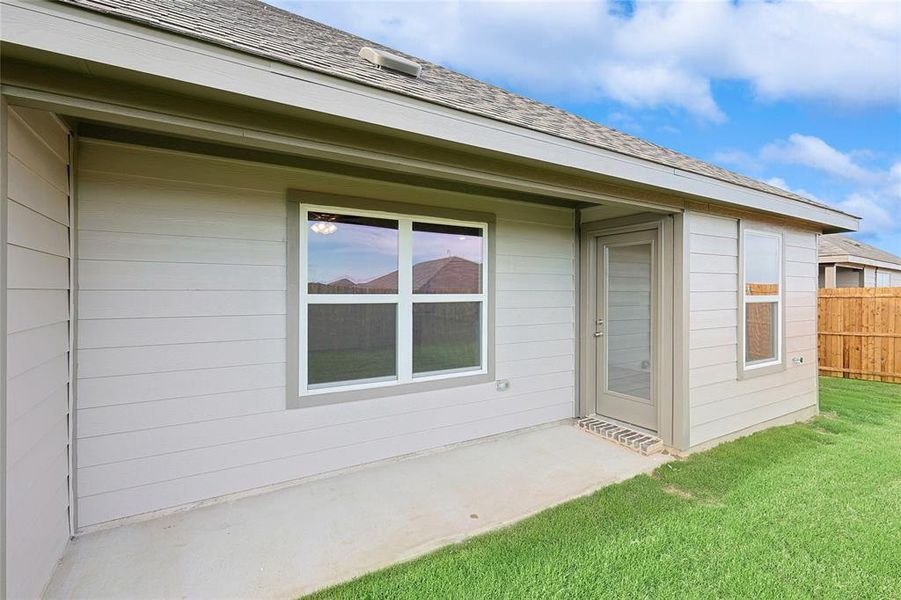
left=742, top=229, right=782, bottom=370
left=300, top=204, right=488, bottom=395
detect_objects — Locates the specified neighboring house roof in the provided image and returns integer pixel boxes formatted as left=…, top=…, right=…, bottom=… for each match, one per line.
left=360, top=256, right=480, bottom=293
left=58, top=0, right=844, bottom=216
left=326, top=277, right=356, bottom=288
left=315, top=256, right=480, bottom=294
left=819, top=235, right=901, bottom=267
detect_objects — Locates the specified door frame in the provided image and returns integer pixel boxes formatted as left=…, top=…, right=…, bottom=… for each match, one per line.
left=578, top=212, right=677, bottom=447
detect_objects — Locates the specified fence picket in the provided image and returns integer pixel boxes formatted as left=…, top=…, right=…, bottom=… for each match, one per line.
left=817, top=287, right=901, bottom=383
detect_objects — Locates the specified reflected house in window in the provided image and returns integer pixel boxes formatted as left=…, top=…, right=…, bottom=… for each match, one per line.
left=307, top=256, right=483, bottom=382
left=305, top=210, right=486, bottom=387
left=309, top=255, right=481, bottom=294
left=354, top=256, right=482, bottom=294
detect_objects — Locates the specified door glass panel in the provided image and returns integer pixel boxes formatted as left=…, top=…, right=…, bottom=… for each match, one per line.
left=606, top=243, right=651, bottom=400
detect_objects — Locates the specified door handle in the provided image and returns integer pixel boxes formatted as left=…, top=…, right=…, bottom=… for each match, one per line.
left=594, top=332, right=603, bottom=337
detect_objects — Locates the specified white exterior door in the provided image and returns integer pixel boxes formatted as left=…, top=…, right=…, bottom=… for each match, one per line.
left=594, top=229, right=658, bottom=431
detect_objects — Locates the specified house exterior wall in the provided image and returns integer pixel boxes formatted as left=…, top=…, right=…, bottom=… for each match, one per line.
left=686, top=212, right=818, bottom=448
left=863, top=266, right=876, bottom=287
left=875, top=267, right=901, bottom=287
left=835, top=266, right=863, bottom=288
left=74, top=139, right=576, bottom=528
left=3, top=105, right=71, bottom=598
left=818, top=263, right=901, bottom=288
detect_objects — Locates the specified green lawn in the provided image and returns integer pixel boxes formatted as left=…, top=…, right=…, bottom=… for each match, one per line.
left=308, top=377, right=901, bottom=599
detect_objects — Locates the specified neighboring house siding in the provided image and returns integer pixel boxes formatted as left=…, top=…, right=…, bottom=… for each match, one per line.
left=863, top=267, right=877, bottom=287
left=4, top=106, right=71, bottom=598
left=74, top=140, right=576, bottom=527
left=687, top=212, right=818, bottom=447
left=875, top=268, right=900, bottom=287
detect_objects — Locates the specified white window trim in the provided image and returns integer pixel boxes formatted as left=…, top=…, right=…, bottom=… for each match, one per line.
left=741, top=228, right=783, bottom=371
left=299, top=203, right=490, bottom=397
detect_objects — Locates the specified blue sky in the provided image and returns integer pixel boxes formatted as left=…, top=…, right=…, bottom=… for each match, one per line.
left=273, top=1, right=901, bottom=254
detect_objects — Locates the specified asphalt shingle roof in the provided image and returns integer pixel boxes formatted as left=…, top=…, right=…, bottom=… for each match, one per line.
left=60, top=0, right=846, bottom=214
left=819, top=235, right=901, bottom=266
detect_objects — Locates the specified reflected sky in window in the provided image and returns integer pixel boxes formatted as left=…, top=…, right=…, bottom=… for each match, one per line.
left=412, top=223, right=482, bottom=265
left=307, top=213, right=398, bottom=288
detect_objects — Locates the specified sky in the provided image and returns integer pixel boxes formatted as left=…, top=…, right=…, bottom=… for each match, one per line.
left=308, top=219, right=482, bottom=283
left=273, top=0, right=901, bottom=254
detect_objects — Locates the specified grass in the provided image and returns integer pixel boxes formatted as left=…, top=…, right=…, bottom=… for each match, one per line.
left=308, top=377, right=901, bottom=599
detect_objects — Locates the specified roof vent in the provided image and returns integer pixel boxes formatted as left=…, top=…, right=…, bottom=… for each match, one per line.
left=359, top=47, right=421, bottom=78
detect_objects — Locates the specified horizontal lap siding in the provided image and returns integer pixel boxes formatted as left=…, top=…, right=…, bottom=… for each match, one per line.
left=75, top=140, right=575, bottom=527
left=5, top=106, right=71, bottom=600
left=687, top=213, right=818, bottom=447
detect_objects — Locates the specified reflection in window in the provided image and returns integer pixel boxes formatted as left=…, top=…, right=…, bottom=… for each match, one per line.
left=606, top=243, right=651, bottom=400
left=745, top=301, right=777, bottom=363
left=412, top=222, right=483, bottom=293
left=743, top=231, right=780, bottom=296
left=300, top=205, right=488, bottom=394
left=307, top=304, right=397, bottom=386
left=743, top=230, right=782, bottom=367
left=413, top=302, right=481, bottom=375
left=307, top=212, right=398, bottom=294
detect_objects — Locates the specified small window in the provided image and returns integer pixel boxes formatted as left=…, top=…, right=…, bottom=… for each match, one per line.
left=300, top=204, right=488, bottom=395
left=742, top=230, right=782, bottom=369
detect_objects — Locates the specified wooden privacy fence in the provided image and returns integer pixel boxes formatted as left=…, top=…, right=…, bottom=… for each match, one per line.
left=818, top=287, right=901, bottom=383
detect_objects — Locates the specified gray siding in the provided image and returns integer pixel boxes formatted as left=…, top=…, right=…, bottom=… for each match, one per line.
left=875, top=267, right=901, bottom=287
left=687, top=212, right=818, bottom=447
left=4, top=106, right=71, bottom=599
left=75, top=140, right=576, bottom=527
left=835, top=267, right=862, bottom=288
left=863, top=266, right=876, bottom=287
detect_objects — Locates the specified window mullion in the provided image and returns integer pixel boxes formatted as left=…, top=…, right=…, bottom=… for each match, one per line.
left=398, top=219, right=413, bottom=382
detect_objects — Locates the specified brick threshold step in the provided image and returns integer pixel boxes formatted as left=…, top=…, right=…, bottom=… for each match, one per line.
left=578, top=417, right=663, bottom=455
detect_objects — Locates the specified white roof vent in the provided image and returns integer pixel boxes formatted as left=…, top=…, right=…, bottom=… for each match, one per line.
left=359, top=47, right=422, bottom=78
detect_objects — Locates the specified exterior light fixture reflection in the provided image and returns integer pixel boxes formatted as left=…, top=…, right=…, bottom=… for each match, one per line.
left=310, top=222, right=338, bottom=235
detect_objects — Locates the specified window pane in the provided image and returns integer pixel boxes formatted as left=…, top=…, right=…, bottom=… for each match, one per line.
left=746, top=301, right=777, bottom=363
left=308, top=304, right=396, bottom=385
left=308, top=212, right=398, bottom=294
left=413, top=302, right=481, bottom=374
left=744, top=232, right=780, bottom=296
left=412, top=222, right=483, bottom=293
left=607, top=243, right=651, bottom=401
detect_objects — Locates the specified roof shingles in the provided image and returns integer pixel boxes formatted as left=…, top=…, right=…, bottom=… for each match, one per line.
left=61, top=0, right=843, bottom=213
left=819, top=235, right=901, bottom=266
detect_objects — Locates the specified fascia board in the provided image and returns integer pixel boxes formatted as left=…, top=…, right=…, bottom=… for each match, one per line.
left=819, top=255, right=901, bottom=271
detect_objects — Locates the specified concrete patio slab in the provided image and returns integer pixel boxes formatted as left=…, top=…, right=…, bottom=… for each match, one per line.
left=45, top=421, right=671, bottom=599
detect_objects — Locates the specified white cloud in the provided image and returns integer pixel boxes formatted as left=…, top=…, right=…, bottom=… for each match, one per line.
left=761, top=134, right=879, bottom=184
left=717, top=135, right=899, bottom=243
left=838, top=192, right=895, bottom=234
left=274, top=0, right=901, bottom=121
left=712, top=149, right=760, bottom=173
left=764, top=177, right=820, bottom=203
